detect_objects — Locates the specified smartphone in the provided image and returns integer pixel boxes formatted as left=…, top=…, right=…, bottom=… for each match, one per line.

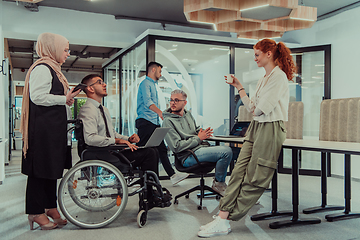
left=73, top=83, right=87, bottom=92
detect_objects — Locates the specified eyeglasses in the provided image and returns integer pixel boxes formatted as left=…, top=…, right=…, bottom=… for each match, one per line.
left=89, top=79, right=105, bottom=86
left=169, top=98, right=186, bottom=103
left=64, top=49, right=71, bottom=54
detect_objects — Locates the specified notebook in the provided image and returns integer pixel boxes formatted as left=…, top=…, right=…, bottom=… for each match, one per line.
left=215, top=121, right=250, bottom=138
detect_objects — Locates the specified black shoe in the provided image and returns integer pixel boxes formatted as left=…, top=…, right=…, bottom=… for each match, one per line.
left=150, top=188, right=172, bottom=208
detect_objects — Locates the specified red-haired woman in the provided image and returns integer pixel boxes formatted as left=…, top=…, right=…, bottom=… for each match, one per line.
left=198, top=39, right=296, bottom=238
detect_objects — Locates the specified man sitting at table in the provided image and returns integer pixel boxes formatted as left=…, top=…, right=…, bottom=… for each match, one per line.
left=78, top=74, right=171, bottom=208
left=162, top=89, right=233, bottom=196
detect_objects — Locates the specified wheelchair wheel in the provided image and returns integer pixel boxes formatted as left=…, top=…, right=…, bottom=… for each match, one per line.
left=137, top=210, right=147, bottom=228
left=58, top=160, right=128, bottom=229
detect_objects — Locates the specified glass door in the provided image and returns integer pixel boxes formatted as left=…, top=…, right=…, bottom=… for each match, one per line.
left=281, top=45, right=331, bottom=174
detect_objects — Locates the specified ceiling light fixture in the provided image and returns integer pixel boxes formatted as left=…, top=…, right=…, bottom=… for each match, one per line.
left=240, top=4, right=269, bottom=12
left=209, top=47, right=229, bottom=51
left=184, top=0, right=317, bottom=39
left=188, top=20, right=217, bottom=31
left=290, top=17, right=315, bottom=21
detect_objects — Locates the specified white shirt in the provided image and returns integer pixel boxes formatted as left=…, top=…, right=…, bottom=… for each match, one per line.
left=29, top=65, right=67, bottom=106
left=241, top=66, right=289, bottom=122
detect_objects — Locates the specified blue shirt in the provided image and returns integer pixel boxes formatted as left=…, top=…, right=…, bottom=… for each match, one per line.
left=136, top=76, right=159, bottom=125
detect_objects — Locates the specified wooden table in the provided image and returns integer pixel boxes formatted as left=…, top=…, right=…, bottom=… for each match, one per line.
left=209, top=137, right=360, bottom=228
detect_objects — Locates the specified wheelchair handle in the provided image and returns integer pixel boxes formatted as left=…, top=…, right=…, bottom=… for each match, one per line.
left=67, top=119, right=78, bottom=124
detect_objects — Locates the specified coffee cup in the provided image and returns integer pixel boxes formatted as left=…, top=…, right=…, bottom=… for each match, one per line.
left=226, top=74, right=233, bottom=83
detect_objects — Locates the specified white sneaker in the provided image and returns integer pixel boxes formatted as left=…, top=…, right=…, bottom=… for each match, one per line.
left=199, top=215, right=217, bottom=231
left=170, top=173, right=189, bottom=185
left=197, top=216, right=231, bottom=238
left=212, top=180, right=227, bottom=196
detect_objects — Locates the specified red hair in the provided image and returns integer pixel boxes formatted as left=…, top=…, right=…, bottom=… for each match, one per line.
left=253, top=39, right=296, bottom=81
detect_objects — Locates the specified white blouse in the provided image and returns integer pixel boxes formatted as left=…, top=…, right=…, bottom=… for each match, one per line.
left=241, top=66, right=289, bottom=122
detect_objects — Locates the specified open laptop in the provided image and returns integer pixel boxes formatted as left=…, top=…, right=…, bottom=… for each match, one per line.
left=114, top=127, right=170, bottom=148
left=140, top=127, right=170, bottom=148
left=215, top=121, right=250, bottom=138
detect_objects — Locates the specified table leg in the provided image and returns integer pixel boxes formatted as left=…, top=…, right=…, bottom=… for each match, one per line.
left=303, top=152, right=344, bottom=214
left=325, top=154, right=360, bottom=221
left=251, top=149, right=292, bottom=221
left=269, top=149, right=321, bottom=229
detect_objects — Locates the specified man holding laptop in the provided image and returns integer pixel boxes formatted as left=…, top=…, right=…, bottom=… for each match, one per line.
left=162, top=89, right=233, bottom=196
left=77, top=74, right=159, bottom=175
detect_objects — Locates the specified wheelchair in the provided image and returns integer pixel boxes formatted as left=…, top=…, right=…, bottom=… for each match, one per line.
left=58, top=119, right=171, bottom=229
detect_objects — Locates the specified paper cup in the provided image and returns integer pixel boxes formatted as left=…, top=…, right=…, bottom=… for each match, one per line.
left=226, top=74, right=233, bottom=83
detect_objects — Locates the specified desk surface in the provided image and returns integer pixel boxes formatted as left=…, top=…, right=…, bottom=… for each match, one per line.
left=209, top=137, right=360, bottom=155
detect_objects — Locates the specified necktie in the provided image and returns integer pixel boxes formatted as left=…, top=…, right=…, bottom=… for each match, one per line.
left=99, top=105, right=111, bottom=137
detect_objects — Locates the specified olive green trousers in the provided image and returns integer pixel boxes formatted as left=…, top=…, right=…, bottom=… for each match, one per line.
left=219, top=120, right=286, bottom=221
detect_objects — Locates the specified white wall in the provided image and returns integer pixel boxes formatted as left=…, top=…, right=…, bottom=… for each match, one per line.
left=283, top=7, right=360, bottom=178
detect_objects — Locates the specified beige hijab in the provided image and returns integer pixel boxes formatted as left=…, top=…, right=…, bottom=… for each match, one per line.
left=20, top=32, right=70, bottom=157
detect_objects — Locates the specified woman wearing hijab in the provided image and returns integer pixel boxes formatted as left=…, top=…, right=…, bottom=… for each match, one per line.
left=20, top=32, right=80, bottom=230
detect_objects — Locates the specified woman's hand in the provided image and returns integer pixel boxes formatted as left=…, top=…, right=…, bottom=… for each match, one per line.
left=66, top=87, right=81, bottom=106
left=224, top=75, right=243, bottom=90
left=116, top=138, right=138, bottom=151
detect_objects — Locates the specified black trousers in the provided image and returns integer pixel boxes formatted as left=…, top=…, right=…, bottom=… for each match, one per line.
left=83, top=147, right=159, bottom=176
left=25, top=176, right=57, bottom=214
left=135, top=118, right=175, bottom=177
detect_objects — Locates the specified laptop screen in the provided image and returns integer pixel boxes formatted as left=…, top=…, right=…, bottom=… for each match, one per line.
left=230, top=121, right=250, bottom=137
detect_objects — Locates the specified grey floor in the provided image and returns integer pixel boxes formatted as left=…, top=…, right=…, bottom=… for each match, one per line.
left=2, top=149, right=360, bottom=240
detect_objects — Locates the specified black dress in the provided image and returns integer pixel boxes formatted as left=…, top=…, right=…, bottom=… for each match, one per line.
left=22, top=63, right=71, bottom=180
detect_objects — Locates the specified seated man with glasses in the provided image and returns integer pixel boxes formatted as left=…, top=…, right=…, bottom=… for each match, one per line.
left=78, top=74, right=171, bottom=208
left=162, top=89, right=233, bottom=196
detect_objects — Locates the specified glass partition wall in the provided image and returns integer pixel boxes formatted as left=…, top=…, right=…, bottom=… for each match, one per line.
left=104, top=60, right=121, bottom=133
left=155, top=40, right=230, bottom=134
left=103, top=33, right=331, bottom=177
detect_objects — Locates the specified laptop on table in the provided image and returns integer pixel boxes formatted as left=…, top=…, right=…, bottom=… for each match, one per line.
left=215, top=121, right=250, bottom=138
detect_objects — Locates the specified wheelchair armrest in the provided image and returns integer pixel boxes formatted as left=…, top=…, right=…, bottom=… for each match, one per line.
left=86, top=144, right=129, bottom=152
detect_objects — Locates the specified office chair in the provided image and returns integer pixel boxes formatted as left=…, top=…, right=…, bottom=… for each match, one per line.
left=173, top=149, right=221, bottom=210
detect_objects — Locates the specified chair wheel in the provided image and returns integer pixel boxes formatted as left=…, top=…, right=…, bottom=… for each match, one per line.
left=197, top=205, right=202, bottom=210
left=137, top=210, right=147, bottom=228
left=174, top=199, right=179, bottom=204
left=185, top=194, right=189, bottom=199
left=216, top=195, right=221, bottom=200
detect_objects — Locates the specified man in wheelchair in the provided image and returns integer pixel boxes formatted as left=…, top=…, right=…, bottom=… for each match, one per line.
left=77, top=74, right=171, bottom=210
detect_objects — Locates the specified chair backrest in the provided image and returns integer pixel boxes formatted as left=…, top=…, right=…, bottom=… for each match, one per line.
left=319, top=97, right=360, bottom=142
left=239, top=102, right=304, bottom=139
left=284, top=101, right=304, bottom=139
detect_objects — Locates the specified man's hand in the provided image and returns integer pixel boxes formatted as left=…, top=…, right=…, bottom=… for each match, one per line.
left=115, top=138, right=138, bottom=152
left=198, top=127, right=214, bottom=141
left=149, top=104, right=164, bottom=120
left=128, top=133, right=140, bottom=143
